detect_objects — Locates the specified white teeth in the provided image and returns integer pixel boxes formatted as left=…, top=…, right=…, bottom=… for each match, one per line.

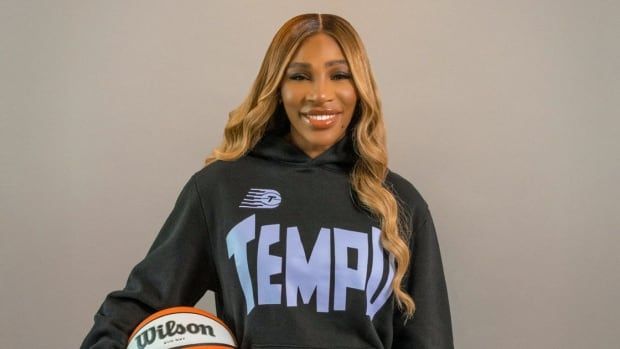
left=305, top=114, right=337, bottom=120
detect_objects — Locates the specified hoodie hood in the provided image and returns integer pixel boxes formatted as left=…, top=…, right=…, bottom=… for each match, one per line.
left=249, top=127, right=358, bottom=171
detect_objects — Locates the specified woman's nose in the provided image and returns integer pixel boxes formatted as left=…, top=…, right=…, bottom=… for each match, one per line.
left=306, top=78, right=333, bottom=103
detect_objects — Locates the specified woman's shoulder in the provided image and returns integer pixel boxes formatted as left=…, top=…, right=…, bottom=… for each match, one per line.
left=385, top=169, right=431, bottom=219
left=192, top=157, right=249, bottom=184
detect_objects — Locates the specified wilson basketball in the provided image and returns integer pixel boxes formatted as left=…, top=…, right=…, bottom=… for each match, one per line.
left=127, top=306, right=237, bottom=349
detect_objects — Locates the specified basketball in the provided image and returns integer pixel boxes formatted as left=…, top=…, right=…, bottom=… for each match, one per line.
left=126, top=306, right=237, bottom=349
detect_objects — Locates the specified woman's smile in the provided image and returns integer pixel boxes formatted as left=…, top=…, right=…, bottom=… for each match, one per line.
left=300, top=110, right=342, bottom=129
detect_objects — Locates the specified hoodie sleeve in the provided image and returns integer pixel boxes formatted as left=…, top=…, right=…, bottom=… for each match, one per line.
left=81, top=173, right=218, bottom=349
left=392, top=205, right=454, bottom=348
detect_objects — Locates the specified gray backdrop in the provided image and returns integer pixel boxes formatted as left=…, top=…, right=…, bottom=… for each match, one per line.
left=1, top=1, right=618, bottom=348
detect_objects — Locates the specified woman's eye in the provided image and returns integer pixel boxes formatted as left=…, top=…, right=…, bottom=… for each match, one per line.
left=288, top=72, right=351, bottom=81
left=289, top=74, right=308, bottom=81
left=333, top=72, right=352, bottom=80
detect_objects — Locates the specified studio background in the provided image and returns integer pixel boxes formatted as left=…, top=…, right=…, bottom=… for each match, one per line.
left=1, top=1, right=618, bottom=348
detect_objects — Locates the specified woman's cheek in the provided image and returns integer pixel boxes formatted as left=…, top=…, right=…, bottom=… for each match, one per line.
left=281, top=84, right=304, bottom=102
left=338, top=85, right=357, bottom=108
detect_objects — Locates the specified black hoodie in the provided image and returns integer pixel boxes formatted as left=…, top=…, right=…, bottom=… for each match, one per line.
left=81, top=127, right=454, bottom=348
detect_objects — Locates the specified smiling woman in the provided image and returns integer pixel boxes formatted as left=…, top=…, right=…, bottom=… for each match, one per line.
left=280, top=33, right=358, bottom=158
left=82, top=13, right=454, bottom=349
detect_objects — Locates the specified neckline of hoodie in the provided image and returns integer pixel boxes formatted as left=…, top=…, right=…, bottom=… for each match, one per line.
left=248, top=129, right=358, bottom=170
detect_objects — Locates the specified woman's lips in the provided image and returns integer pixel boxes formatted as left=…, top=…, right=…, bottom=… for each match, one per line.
left=301, top=112, right=340, bottom=129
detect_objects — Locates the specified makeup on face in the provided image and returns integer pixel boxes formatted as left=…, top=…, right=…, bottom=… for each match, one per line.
left=280, top=33, right=358, bottom=159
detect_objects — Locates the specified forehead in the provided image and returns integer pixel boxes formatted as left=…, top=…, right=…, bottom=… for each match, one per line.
left=289, top=33, right=347, bottom=64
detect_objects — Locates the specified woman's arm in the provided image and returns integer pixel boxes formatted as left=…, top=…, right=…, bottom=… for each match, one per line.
left=81, top=173, right=218, bottom=348
left=392, top=205, right=454, bottom=348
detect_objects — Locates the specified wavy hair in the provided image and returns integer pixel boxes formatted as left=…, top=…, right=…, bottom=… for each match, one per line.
left=204, top=13, right=415, bottom=318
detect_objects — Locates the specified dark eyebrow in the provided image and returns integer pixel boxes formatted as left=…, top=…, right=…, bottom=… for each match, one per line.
left=287, top=59, right=349, bottom=69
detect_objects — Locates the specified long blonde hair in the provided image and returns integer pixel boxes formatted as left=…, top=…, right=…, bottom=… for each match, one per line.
left=205, top=13, right=415, bottom=318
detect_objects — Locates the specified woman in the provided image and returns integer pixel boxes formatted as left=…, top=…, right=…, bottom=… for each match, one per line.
left=82, top=13, right=453, bottom=348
